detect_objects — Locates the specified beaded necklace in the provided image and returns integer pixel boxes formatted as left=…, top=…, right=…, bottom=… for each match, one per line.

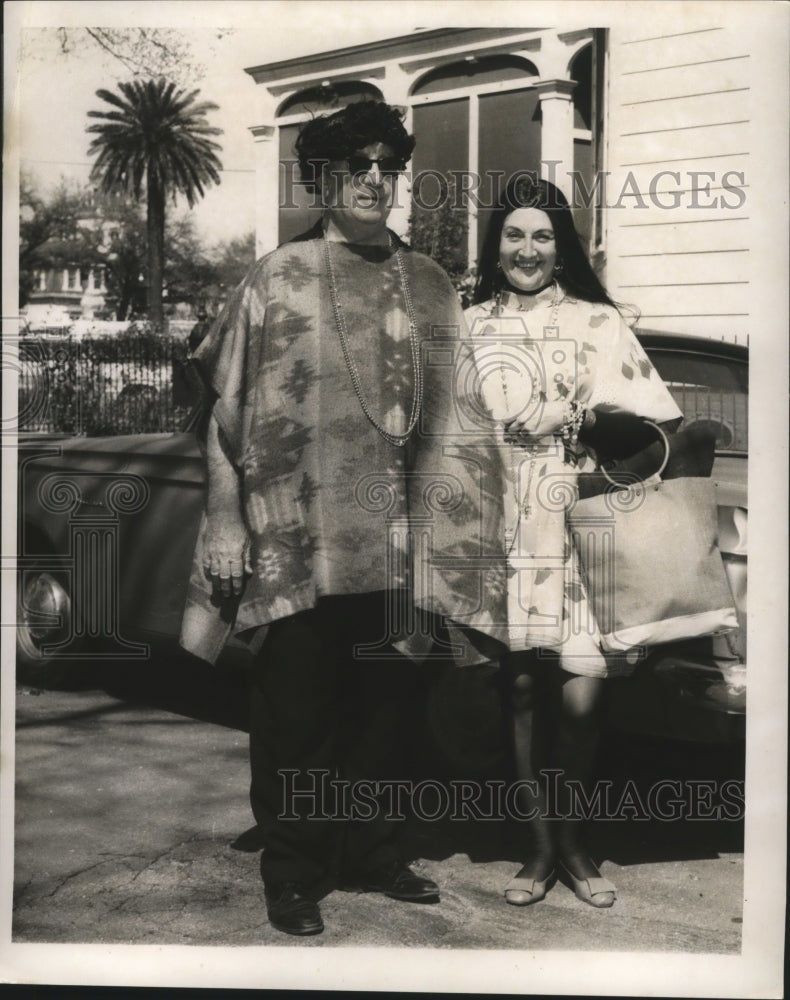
left=323, top=234, right=423, bottom=448
left=496, top=279, right=563, bottom=429
left=497, top=280, right=564, bottom=553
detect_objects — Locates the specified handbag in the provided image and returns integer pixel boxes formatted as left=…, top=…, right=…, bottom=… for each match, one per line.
left=576, top=423, right=717, bottom=500
left=568, top=422, right=738, bottom=653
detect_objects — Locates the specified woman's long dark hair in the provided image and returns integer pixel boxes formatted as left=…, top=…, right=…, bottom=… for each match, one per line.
left=473, top=174, right=616, bottom=307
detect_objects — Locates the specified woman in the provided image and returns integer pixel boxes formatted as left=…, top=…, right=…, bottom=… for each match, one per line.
left=180, top=101, right=508, bottom=936
left=465, top=175, right=682, bottom=909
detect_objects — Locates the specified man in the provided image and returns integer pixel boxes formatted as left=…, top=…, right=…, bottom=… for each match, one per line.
left=181, top=101, right=507, bottom=935
left=188, top=307, right=211, bottom=354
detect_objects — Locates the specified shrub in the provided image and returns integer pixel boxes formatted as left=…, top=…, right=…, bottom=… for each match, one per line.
left=407, top=175, right=469, bottom=283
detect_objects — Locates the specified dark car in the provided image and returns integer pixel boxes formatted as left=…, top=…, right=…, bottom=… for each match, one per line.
left=15, top=333, right=747, bottom=740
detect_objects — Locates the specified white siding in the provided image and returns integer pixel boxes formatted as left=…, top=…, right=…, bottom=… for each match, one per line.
left=605, top=24, right=752, bottom=343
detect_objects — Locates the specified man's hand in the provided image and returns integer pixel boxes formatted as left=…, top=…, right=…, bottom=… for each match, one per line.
left=203, top=518, right=253, bottom=598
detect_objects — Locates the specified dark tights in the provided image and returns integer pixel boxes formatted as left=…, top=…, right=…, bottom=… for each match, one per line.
left=504, top=650, right=605, bottom=881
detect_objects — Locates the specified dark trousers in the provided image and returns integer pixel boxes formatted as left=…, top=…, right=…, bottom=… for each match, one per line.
left=249, top=593, right=421, bottom=887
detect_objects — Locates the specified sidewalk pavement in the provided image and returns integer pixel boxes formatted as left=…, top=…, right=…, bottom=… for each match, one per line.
left=11, top=676, right=744, bottom=955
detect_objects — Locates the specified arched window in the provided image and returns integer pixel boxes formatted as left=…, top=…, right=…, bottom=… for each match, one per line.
left=277, top=80, right=383, bottom=118
left=410, top=55, right=541, bottom=268
left=411, top=54, right=538, bottom=96
left=570, top=44, right=593, bottom=131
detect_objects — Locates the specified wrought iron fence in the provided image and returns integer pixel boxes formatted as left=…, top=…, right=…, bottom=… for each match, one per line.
left=17, top=333, right=199, bottom=436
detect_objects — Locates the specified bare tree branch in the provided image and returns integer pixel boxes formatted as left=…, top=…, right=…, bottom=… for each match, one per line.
left=85, top=28, right=144, bottom=76
left=40, top=27, right=225, bottom=87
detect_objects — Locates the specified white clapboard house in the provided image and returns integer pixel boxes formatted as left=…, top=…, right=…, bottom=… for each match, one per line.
left=244, top=22, right=750, bottom=344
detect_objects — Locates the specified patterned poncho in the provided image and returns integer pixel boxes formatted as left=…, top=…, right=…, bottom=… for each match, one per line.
left=465, top=288, right=683, bottom=676
left=180, top=234, right=510, bottom=666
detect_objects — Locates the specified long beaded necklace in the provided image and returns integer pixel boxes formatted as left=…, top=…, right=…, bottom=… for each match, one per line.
left=497, top=278, right=563, bottom=439
left=498, top=279, right=564, bottom=553
left=323, top=234, right=424, bottom=448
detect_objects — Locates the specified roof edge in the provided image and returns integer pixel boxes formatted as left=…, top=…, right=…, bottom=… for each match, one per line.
left=244, top=27, right=534, bottom=84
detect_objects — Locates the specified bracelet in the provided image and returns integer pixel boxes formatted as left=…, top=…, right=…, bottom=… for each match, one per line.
left=561, top=401, right=586, bottom=444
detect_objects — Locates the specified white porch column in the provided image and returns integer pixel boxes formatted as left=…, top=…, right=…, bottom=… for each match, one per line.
left=535, top=79, right=577, bottom=200
left=249, top=124, right=280, bottom=258
left=383, top=63, right=412, bottom=240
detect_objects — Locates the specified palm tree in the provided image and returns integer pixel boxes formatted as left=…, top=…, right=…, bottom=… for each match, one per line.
left=86, top=78, right=222, bottom=327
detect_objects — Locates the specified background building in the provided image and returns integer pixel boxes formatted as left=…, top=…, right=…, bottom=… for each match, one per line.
left=244, top=23, right=750, bottom=343
left=22, top=187, right=128, bottom=328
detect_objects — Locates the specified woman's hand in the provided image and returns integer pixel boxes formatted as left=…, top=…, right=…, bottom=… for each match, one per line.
left=504, top=400, right=567, bottom=440
left=203, top=517, right=253, bottom=598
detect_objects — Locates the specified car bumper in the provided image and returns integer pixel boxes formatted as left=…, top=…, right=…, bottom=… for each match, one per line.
left=651, top=654, right=746, bottom=715
left=606, top=635, right=746, bottom=744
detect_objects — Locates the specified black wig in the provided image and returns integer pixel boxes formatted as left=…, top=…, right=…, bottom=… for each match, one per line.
left=295, top=100, right=415, bottom=192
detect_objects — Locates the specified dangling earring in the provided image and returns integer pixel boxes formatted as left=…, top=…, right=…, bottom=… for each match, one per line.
left=554, top=259, right=564, bottom=274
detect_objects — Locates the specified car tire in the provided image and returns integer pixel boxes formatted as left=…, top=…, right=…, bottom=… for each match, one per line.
left=16, top=568, right=82, bottom=688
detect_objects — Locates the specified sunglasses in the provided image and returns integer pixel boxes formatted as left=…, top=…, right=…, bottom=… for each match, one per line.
left=342, top=154, right=406, bottom=178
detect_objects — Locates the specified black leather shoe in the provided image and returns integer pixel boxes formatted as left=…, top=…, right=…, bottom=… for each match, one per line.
left=355, top=862, right=440, bottom=903
left=264, top=882, right=324, bottom=935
